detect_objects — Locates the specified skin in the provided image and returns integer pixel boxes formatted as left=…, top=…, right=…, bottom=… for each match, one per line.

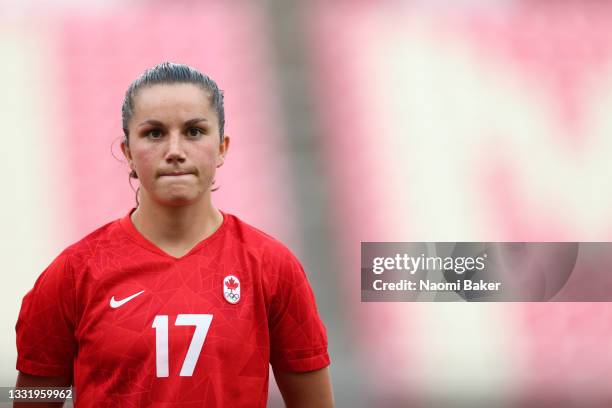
left=16, top=83, right=334, bottom=407
left=274, top=366, right=335, bottom=408
left=121, top=83, right=229, bottom=257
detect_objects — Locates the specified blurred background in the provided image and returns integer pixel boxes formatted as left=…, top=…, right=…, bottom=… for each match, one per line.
left=2, top=0, right=612, bottom=406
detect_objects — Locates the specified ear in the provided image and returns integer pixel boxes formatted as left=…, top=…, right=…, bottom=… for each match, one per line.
left=121, top=138, right=134, bottom=170
left=216, top=135, right=230, bottom=168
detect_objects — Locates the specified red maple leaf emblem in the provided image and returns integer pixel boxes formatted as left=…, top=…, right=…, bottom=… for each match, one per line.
left=225, top=277, right=239, bottom=292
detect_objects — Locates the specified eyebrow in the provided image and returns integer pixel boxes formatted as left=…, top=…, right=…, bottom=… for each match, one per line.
left=137, top=118, right=209, bottom=127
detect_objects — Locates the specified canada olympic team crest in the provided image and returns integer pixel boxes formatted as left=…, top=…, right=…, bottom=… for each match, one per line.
left=223, top=275, right=241, bottom=304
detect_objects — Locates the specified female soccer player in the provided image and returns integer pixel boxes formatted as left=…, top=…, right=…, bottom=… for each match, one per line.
left=15, top=62, right=333, bottom=407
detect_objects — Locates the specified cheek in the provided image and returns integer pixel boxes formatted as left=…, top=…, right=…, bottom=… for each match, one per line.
left=198, top=148, right=221, bottom=170
left=131, top=148, right=157, bottom=177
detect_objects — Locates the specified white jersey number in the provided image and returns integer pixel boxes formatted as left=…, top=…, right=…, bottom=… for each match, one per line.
left=152, top=314, right=213, bottom=377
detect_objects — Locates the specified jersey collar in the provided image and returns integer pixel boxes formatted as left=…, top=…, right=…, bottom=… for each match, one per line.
left=118, top=208, right=228, bottom=260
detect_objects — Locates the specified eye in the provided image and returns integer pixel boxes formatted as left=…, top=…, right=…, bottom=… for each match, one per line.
left=146, top=129, right=163, bottom=139
left=187, top=127, right=204, bottom=138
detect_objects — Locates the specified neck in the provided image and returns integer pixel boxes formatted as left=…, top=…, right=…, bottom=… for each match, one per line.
left=130, top=192, right=223, bottom=256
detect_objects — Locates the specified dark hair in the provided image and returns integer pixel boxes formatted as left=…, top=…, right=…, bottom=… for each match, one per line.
left=121, top=62, right=225, bottom=143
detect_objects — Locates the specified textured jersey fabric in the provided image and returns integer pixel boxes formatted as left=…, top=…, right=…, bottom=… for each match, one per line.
left=16, top=210, right=330, bottom=407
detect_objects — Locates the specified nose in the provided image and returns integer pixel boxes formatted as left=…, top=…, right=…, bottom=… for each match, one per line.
left=165, top=132, right=186, bottom=164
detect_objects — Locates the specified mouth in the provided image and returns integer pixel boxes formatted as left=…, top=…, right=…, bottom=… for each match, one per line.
left=159, top=171, right=195, bottom=177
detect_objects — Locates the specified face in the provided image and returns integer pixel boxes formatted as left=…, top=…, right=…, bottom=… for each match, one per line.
left=121, top=83, right=229, bottom=207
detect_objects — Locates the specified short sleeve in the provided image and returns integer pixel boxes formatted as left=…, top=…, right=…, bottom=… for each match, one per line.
left=16, top=252, right=77, bottom=377
left=268, top=248, right=330, bottom=372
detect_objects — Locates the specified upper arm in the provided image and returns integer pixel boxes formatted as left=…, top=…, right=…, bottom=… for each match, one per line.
left=266, top=245, right=333, bottom=406
left=16, top=253, right=77, bottom=377
left=273, top=366, right=334, bottom=408
left=14, top=371, right=71, bottom=408
left=268, top=247, right=330, bottom=372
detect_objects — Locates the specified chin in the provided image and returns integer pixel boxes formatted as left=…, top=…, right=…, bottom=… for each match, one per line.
left=155, top=190, right=205, bottom=207
left=144, top=184, right=207, bottom=207
left=157, top=194, right=197, bottom=206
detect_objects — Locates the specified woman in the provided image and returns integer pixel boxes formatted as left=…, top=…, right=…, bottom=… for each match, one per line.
left=15, top=62, right=333, bottom=407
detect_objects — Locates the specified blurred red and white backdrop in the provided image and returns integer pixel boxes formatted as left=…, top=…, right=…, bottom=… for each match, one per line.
left=2, top=0, right=612, bottom=406
left=308, top=1, right=612, bottom=406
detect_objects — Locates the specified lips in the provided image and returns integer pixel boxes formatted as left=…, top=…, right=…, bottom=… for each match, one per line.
left=159, top=170, right=195, bottom=177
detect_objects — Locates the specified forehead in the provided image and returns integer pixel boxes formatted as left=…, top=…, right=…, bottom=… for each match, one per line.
left=131, top=83, right=214, bottom=122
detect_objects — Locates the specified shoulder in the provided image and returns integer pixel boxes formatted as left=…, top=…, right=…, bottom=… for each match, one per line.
left=47, top=217, right=125, bottom=275
left=222, top=212, right=309, bottom=283
left=222, top=212, right=298, bottom=262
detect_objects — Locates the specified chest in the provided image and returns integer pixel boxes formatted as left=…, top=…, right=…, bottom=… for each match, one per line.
left=73, top=257, right=270, bottom=379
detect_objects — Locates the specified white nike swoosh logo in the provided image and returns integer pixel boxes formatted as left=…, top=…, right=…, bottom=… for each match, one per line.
left=110, top=290, right=145, bottom=309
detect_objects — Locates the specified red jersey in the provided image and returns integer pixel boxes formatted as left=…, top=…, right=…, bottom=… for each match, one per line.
left=16, top=210, right=330, bottom=407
